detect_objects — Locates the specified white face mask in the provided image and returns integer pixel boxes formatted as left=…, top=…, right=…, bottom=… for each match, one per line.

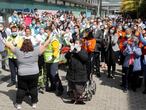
left=100, top=26, right=104, bottom=30
left=74, top=44, right=80, bottom=48
left=92, top=25, right=96, bottom=30
left=74, top=43, right=81, bottom=52
left=110, top=30, right=114, bottom=34
left=11, top=32, right=17, bottom=37
left=74, top=29, right=79, bottom=33
left=126, top=34, right=131, bottom=38
left=0, top=27, right=3, bottom=31
left=40, top=30, right=44, bottom=34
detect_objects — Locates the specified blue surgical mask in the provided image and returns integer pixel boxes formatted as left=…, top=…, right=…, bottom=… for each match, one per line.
left=11, top=32, right=17, bottom=37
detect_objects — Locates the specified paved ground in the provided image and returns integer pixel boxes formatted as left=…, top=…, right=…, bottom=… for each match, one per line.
left=0, top=65, right=146, bottom=110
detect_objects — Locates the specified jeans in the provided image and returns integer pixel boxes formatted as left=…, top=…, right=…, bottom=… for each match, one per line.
left=9, top=58, right=18, bottom=83
left=46, top=63, right=63, bottom=92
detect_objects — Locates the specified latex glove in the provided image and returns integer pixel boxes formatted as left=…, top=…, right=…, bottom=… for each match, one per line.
left=70, top=43, right=75, bottom=52
left=74, top=44, right=81, bottom=53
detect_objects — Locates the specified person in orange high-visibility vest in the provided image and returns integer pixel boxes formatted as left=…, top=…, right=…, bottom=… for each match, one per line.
left=82, top=28, right=96, bottom=78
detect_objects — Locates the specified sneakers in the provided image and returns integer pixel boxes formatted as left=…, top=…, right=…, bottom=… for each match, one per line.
left=15, top=103, right=37, bottom=109
left=7, top=82, right=16, bottom=87
left=75, top=101, right=86, bottom=105
left=32, top=103, right=37, bottom=109
left=15, top=104, right=22, bottom=110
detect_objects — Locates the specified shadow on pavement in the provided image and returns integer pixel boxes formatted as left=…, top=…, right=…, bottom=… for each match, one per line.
left=0, top=89, right=16, bottom=105
left=99, top=70, right=122, bottom=90
left=0, top=89, right=32, bottom=106
left=98, top=68, right=146, bottom=110
left=0, top=75, right=10, bottom=84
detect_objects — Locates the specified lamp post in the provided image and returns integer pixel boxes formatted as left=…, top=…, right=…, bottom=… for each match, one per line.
left=97, top=0, right=102, bottom=17
left=100, top=0, right=102, bottom=16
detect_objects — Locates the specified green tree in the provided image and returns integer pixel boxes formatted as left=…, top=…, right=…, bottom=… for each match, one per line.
left=121, top=0, right=143, bottom=18
left=121, top=0, right=139, bottom=12
left=139, top=0, right=146, bottom=18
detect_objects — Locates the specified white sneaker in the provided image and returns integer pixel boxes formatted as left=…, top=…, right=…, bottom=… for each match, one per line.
left=32, top=103, right=37, bottom=109
left=15, top=104, right=22, bottom=110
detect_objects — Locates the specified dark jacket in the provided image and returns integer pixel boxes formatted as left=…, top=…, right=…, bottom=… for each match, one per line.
left=65, top=49, right=88, bottom=82
left=93, top=29, right=103, bottom=52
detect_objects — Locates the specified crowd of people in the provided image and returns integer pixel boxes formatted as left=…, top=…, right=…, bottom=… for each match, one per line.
left=1, top=9, right=146, bottom=109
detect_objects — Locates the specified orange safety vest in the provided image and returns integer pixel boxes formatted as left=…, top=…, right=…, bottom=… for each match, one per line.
left=82, top=38, right=96, bottom=53
left=118, top=31, right=126, bottom=52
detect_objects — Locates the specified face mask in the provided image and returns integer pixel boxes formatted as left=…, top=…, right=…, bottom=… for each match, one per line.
left=11, top=32, right=17, bottom=37
left=40, top=30, right=44, bottom=34
left=126, top=34, right=131, bottom=38
left=100, top=26, right=104, bottom=30
left=124, top=26, right=128, bottom=30
left=118, top=26, right=122, bottom=31
left=0, top=27, right=3, bottom=31
left=71, top=29, right=75, bottom=33
left=74, top=44, right=81, bottom=51
left=134, top=40, right=139, bottom=45
left=92, top=25, right=96, bottom=30
left=128, top=23, right=131, bottom=26
left=74, top=44, right=79, bottom=48
left=110, top=30, right=114, bottom=34
left=74, top=29, right=79, bottom=33
left=32, top=21, right=35, bottom=25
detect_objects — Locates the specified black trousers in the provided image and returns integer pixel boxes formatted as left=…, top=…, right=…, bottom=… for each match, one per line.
left=9, top=58, right=18, bottom=83
left=107, top=63, right=116, bottom=76
left=122, top=65, right=133, bottom=89
left=131, top=71, right=141, bottom=90
left=38, top=55, right=44, bottom=71
left=93, top=52, right=100, bottom=76
left=101, top=48, right=106, bottom=62
left=0, top=50, right=7, bottom=69
left=68, top=81, right=86, bottom=101
left=16, top=74, right=39, bottom=104
left=87, top=53, right=94, bottom=79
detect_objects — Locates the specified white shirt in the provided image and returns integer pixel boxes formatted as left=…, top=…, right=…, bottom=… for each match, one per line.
left=35, top=33, right=47, bottom=45
left=23, top=35, right=38, bottom=46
